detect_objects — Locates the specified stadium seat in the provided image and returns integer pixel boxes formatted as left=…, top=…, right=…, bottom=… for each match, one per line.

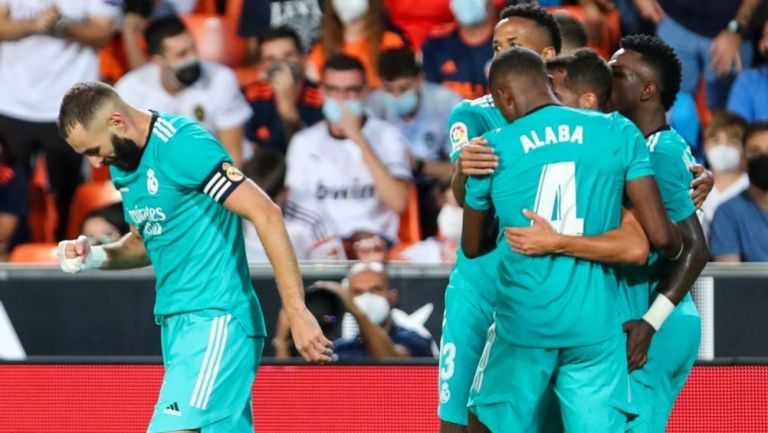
left=67, top=181, right=122, bottom=239
left=398, top=183, right=422, bottom=245
left=181, top=14, right=245, bottom=68
left=193, top=0, right=219, bottom=14
left=696, top=79, right=712, bottom=131
left=549, top=6, right=622, bottom=59
left=9, top=243, right=58, bottom=264
left=27, top=156, right=57, bottom=243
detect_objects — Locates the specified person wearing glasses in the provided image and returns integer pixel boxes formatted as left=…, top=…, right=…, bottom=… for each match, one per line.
left=286, top=53, right=412, bottom=248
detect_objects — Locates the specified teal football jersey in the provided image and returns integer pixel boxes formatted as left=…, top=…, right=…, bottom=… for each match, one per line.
left=466, top=106, right=655, bottom=347
left=110, top=112, right=266, bottom=337
left=618, top=127, right=697, bottom=322
left=447, top=95, right=508, bottom=299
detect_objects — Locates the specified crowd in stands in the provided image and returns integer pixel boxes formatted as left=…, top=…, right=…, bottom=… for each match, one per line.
left=2, top=0, right=768, bottom=270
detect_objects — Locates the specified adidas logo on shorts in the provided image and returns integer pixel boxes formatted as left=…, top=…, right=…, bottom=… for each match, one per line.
left=163, top=402, right=182, bottom=417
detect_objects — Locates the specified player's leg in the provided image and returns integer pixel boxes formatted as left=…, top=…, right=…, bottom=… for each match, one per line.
left=467, top=323, right=559, bottom=433
left=438, top=271, right=495, bottom=432
left=147, top=312, right=263, bottom=433
left=555, top=334, right=635, bottom=433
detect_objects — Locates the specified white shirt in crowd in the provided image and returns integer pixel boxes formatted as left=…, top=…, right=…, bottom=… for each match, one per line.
left=243, top=200, right=346, bottom=262
left=0, top=0, right=121, bottom=122
left=366, top=83, right=462, bottom=161
left=115, top=60, right=252, bottom=136
left=286, top=116, right=413, bottom=242
left=700, top=173, right=750, bottom=240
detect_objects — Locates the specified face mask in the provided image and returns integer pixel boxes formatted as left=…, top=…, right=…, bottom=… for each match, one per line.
left=437, top=204, right=463, bottom=241
left=340, top=292, right=391, bottom=339
left=385, top=89, right=419, bottom=117
left=707, top=144, right=742, bottom=172
left=332, top=0, right=369, bottom=24
left=174, top=59, right=202, bottom=86
left=322, top=98, right=364, bottom=124
left=107, top=134, right=144, bottom=172
left=747, top=154, right=768, bottom=190
left=450, top=0, right=488, bottom=27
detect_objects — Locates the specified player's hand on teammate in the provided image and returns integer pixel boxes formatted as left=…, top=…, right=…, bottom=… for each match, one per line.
left=287, top=306, right=334, bottom=363
left=623, top=319, right=656, bottom=371
left=504, top=209, right=561, bottom=256
left=57, top=235, right=92, bottom=274
left=689, top=164, right=714, bottom=209
left=458, top=137, right=497, bottom=176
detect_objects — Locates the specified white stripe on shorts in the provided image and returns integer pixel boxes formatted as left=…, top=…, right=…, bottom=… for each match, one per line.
left=200, top=314, right=231, bottom=409
left=190, top=315, right=224, bottom=409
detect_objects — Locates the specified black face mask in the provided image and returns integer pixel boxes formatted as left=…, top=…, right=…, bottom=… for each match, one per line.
left=748, top=154, right=768, bottom=190
left=107, top=134, right=144, bottom=172
left=175, top=60, right=202, bottom=86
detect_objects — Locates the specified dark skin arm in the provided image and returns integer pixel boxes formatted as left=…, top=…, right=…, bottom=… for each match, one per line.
left=624, top=176, right=683, bottom=259
left=461, top=206, right=491, bottom=258
left=624, top=214, right=709, bottom=370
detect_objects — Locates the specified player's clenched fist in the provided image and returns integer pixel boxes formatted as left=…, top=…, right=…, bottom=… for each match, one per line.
left=57, top=235, right=106, bottom=273
left=288, top=307, right=334, bottom=363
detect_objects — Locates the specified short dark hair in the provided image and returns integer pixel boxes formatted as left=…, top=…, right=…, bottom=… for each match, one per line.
left=489, top=47, right=548, bottom=92
left=620, top=34, right=682, bottom=111
left=144, top=15, right=188, bottom=55
left=377, top=47, right=420, bottom=81
left=705, top=111, right=748, bottom=143
left=499, top=4, right=563, bottom=55
left=553, top=12, right=587, bottom=51
left=58, top=81, right=119, bottom=139
left=242, top=149, right=287, bottom=200
left=745, top=122, right=768, bottom=143
left=258, top=26, right=304, bottom=55
left=545, top=55, right=571, bottom=72
left=561, top=48, right=613, bottom=110
left=81, top=202, right=130, bottom=236
left=322, top=53, right=366, bottom=79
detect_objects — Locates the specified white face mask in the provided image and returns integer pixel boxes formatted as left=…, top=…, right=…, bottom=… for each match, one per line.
left=340, top=292, right=391, bottom=339
left=707, top=144, right=741, bottom=172
left=438, top=205, right=463, bottom=241
left=332, top=0, right=369, bottom=24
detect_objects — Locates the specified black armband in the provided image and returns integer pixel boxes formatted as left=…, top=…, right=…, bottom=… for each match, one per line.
left=201, top=162, right=245, bottom=204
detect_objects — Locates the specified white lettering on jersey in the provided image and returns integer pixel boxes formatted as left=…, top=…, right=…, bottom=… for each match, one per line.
left=315, top=181, right=376, bottom=200
left=128, top=207, right=167, bottom=224
left=521, top=125, right=584, bottom=153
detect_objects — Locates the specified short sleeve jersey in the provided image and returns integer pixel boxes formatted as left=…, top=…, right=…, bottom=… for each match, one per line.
left=110, top=112, right=266, bottom=337
left=465, top=106, right=654, bottom=347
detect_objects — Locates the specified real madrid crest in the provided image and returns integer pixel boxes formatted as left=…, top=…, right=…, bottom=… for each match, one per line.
left=194, top=105, right=206, bottom=122
left=222, top=162, right=244, bottom=182
left=147, top=168, right=159, bottom=195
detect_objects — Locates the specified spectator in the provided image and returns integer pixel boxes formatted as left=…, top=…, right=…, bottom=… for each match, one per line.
left=710, top=122, right=768, bottom=262
left=726, top=18, right=768, bottom=123
left=286, top=54, right=412, bottom=245
left=0, top=130, right=29, bottom=261
left=348, top=232, right=391, bottom=262
left=80, top=202, right=130, bottom=246
left=634, top=0, right=760, bottom=109
left=700, top=112, right=750, bottom=238
left=367, top=47, right=461, bottom=237
left=421, top=0, right=498, bottom=99
left=553, top=10, right=587, bottom=53
left=238, top=0, right=324, bottom=64
left=242, top=27, right=323, bottom=154
left=0, top=0, right=120, bottom=240
left=318, top=262, right=435, bottom=360
left=115, top=16, right=252, bottom=167
left=398, top=182, right=461, bottom=265
left=241, top=149, right=346, bottom=262
left=305, top=0, right=406, bottom=88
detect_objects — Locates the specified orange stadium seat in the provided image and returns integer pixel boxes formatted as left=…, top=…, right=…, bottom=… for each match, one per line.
left=182, top=14, right=245, bottom=68
left=397, top=183, right=422, bottom=245
left=696, top=80, right=712, bottom=130
left=9, top=243, right=58, bottom=264
left=549, top=6, right=622, bottom=59
left=27, top=157, right=57, bottom=243
left=193, top=0, right=218, bottom=14
left=67, top=181, right=122, bottom=239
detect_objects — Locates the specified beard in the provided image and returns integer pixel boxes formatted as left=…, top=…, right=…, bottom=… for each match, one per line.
left=106, top=134, right=144, bottom=172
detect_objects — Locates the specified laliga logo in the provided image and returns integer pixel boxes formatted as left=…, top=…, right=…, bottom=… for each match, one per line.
left=147, top=168, right=159, bottom=195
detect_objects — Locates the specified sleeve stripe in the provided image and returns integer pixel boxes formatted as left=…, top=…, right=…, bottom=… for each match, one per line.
left=156, top=117, right=177, bottom=133
left=208, top=176, right=229, bottom=198
left=213, top=181, right=233, bottom=202
left=203, top=172, right=223, bottom=194
left=154, top=122, right=174, bottom=139
left=152, top=129, right=169, bottom=142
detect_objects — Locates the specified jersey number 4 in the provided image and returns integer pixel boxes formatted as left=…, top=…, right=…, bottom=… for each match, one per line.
left=533, top=162, right=584, bottom=236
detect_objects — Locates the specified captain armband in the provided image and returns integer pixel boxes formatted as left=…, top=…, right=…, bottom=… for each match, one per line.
left=201, top=162, right=245, bottom=204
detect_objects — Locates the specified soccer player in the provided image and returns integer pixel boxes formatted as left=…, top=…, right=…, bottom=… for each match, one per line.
left=462, top=47, right=684, bottom=433
left=438, top=5, right=563, bottom=433
left=55, top=82, right=332, bottom=433
left=507, top=37, right=710, bottom=433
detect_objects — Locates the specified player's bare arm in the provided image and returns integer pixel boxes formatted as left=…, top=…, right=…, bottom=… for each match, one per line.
left=625, top=176, right=684, bottom=260
left=58, top=225, right=150, bottom=272
left=461, top=206, right=491, bottom=259
left=624, top=215, right=709, bottom=370
left=689, top=164, right=714, bottom=208
left=505, top=208, right=650, bottom=265
left=223, top=178, right=333, bottom=363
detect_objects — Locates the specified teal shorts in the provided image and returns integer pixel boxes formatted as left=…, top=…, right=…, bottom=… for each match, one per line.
left=468, top=323, right=634, bottom=433
left=147, top=310, right=264, bottom=433
left=628, top=299, right=700, bottom=433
